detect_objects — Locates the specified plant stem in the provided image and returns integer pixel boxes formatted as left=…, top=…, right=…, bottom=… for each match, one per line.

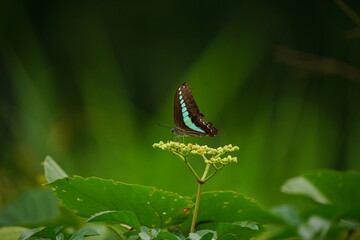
left=201, top=163, right=211, bottom=180
left=173, top=152, right=200, bottom=180
left=184, top=157, right=200, bottom=180
left=190, top=163, right=211, bottom=233
left=190, top=181, right=203, bottom=233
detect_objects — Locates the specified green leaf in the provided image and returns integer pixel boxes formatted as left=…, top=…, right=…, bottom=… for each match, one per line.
left=216, top=221, right=260, bottom=239
left=188, top=230, right=216, bottom=240
left=281, top=170, right=360, bottom=219
left=0, top=189, right=60, bottom=227
left=298, top=216, right=331, bottom=240
left=56, top=233, right=64, bottom=240
left=19, top=228, right=42, bottom=240
left=173, top=230, right=186, bottom=240
left=270, top=205, right=301, bottom=226
left=0, top=226, right=28, bottom=240
left=139, top=226, right=151, bottom=240
left=123, top=230, right=139, bottom=237
left=199, top=232, right=215, bottom=240
left=44, top=156, right=68, bottom=183
left=281, top=176, right=329, bottom=204
left=87, top=210, right=141, bottom=231
left=155, top=232, right=180, bottom=240
left=19, top=226, right=63, bottom=240
left=139, top=233, right=151, bottom=240
left=256, top=225, right=297, bottom=240
left=337, top=219, right=360, bottom=230
left=150, top=228, right=161, bottom=238
left=197, top=230, right=216, bottom=240
left=218, top=233, right=237, bottom=240
left=183, top=191, right=271, bottom=231
left=188, top=233, right=200, bottom=240
left=69, top=228, right=99, bottom=240
left=48, top=176, right=193, bottom=228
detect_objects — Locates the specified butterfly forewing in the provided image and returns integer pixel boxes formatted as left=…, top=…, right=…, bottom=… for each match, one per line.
left=173, top=82, right=218, bottom=137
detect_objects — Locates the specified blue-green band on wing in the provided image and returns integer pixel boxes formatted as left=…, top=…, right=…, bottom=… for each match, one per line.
left=171, top=82, right=218, bottom=137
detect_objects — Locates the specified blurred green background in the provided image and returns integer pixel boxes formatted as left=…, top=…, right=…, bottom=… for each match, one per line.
left=1, top=0, right=360, bottom=208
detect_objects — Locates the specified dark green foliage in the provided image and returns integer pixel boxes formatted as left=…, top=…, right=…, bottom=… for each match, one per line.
left=264, top=170, right=360, bottom=240
left=216, top=222, right=260, bottom=239
left=281, top=170, right=360, bottom=218
left=0, top=189, right=60, bottom=227
left=180, top=191, right=272, bottom=230
left=44, top=159, right=359, bottom=239
left=1, top=160, right=359, bottom=240
left=69, top=228, right=99, bottom=240
left=19, top=226, right=64, bottom=240
left=87, top=210, right=141, bottom=231
left=19, top=226, right=98, bottom=240
left=48, top=176, right=194, bottom=228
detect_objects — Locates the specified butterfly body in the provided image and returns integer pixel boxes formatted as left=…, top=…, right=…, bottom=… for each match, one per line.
left=172, top=82, right=218, bottom=137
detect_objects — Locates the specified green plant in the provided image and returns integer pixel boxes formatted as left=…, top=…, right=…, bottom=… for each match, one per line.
left=0, top=142, right=359, bottom=240
left=152, top=141, right=239, bottom=233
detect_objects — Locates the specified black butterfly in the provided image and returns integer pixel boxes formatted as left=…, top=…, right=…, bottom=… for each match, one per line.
left=171, top=82, right=218, bottom=137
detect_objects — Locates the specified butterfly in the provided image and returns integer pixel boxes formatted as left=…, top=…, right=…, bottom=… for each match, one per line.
left=171, top=82, right=218, bottom=137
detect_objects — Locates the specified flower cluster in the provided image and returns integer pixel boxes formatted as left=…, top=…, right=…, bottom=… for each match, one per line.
left=153, top=141, right=239, bottom=166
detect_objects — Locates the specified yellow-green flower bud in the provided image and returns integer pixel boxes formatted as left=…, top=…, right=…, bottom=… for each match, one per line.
left=153, top=141, right=239, bottom=166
